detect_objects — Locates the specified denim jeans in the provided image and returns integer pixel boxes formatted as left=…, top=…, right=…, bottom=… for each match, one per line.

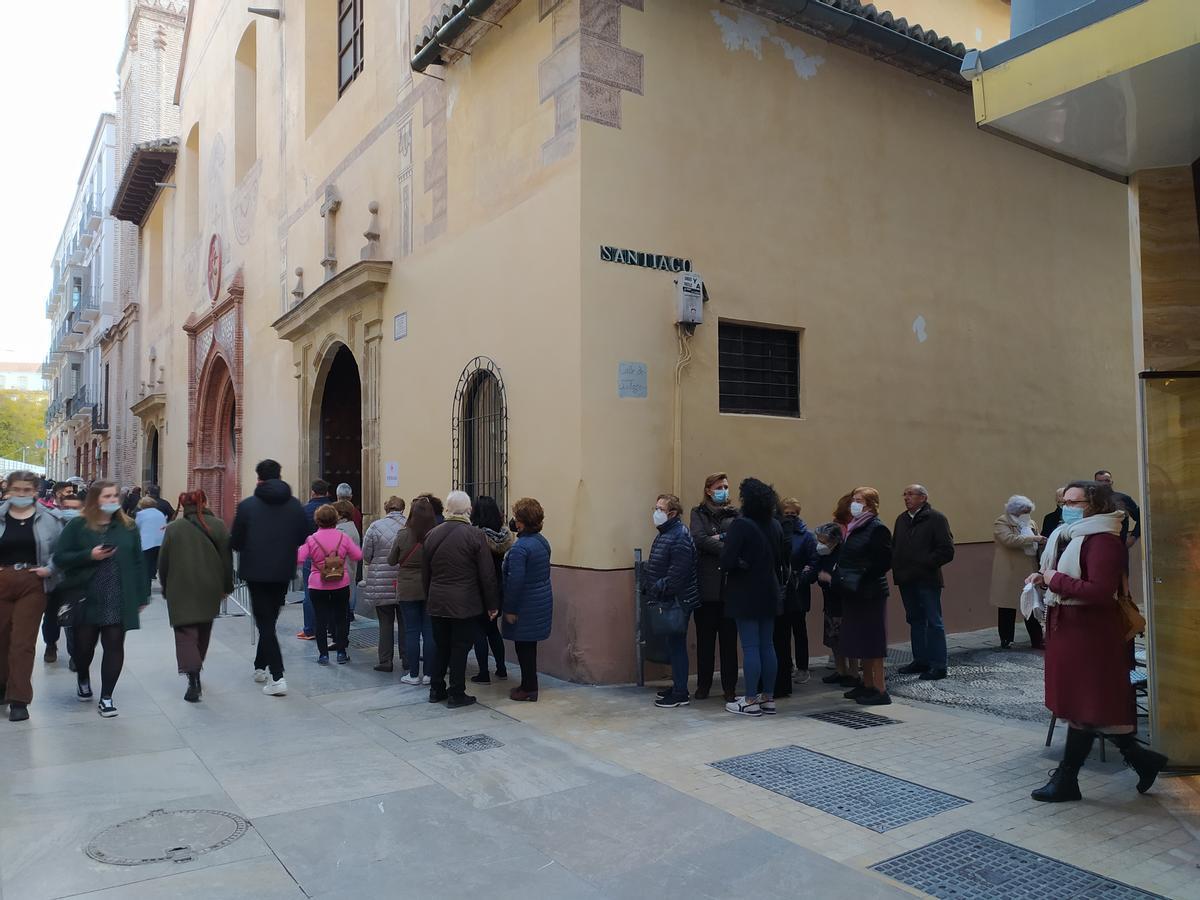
left=736, top=616, right=777, bottom=701
left=399, top=601, right=435, bottom=678
left=301, top=560, right=314, bottom=635
left=666, top=613, right=691, bottom=698
left=899, top=583, right=947, bottom=669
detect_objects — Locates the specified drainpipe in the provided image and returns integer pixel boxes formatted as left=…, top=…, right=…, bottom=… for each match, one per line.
left=411, top=0, right=500, bottom=73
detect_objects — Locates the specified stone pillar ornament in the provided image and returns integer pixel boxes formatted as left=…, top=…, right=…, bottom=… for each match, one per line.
left=320, top=185, right=342, bottom=281
left=361, top=201, right=381, bottom=261
left=362, top=319, right=383, bottom=520
left=291, top=267, right=305, bottom=305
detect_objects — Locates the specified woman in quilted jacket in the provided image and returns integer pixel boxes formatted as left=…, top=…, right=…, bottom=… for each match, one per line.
left=501, top=498, right=552, bottom=701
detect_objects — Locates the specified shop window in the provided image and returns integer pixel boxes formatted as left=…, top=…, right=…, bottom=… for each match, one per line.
left=337, top=0, right=364, bottom=95
left=718, top=321, right=800, bottom=417
left=453, top=357, right=507, bottom=511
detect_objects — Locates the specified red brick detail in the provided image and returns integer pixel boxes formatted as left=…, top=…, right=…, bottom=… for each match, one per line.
left=184, top=269, right=244, bottom=524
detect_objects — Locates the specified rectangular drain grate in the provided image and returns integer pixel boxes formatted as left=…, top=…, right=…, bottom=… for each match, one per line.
left=711, top=745, right=968, bottom=832
left=808, top=709, right=900, bottom=730
left=872, top=830, right=1166, bottom=899
left=346, top=625, right=380, bottom=650
left=437, top=733, right=504, bottom=754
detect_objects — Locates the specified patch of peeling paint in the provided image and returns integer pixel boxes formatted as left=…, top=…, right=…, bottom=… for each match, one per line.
left=913, top=315, right=928, bottom=344
left=711, top=9, right=824, bottom=80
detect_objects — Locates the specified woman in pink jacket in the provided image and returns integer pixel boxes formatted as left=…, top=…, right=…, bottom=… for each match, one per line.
left=297, top=504, right=363, bottom=665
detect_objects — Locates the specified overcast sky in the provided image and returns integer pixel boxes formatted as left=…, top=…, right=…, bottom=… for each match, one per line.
left=0, top=0, right=127, bottom=363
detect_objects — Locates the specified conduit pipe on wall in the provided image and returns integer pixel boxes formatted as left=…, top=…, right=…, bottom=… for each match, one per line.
left=411, top=0, right=500, bottom=73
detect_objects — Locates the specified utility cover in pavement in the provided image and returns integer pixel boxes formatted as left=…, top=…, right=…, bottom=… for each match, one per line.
left=807, top=709, right=900, bottom=730
left=438, top=733, right=504, bottom=754
left=872, top=830, right=1165, bottom=899
left=346, top=625, right=380, bottom=649
left=86, top=809, right=251, bottom=866
left=711, top=745, right=968, bottom=832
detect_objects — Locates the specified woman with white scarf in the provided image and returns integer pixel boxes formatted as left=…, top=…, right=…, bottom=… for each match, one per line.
left=1025, top=480, right=1167, bottom=803
left=988, top=495, right=1046, bottom=649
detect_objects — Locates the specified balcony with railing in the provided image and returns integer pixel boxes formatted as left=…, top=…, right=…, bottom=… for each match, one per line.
left=69, top=266, right=98, bottom=323
left=66, top=382, right=96, bottom=423
left=85, top=191, right=102, bottom=231
left=92, top=395, right=108, bottom=433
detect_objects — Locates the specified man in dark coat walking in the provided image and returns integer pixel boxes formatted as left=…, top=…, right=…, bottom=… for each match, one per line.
left=295, top=479, right=334, bottom=639
left=892, top=485, right=955, bottom=681
left=230, top=460, right=310, bottom=695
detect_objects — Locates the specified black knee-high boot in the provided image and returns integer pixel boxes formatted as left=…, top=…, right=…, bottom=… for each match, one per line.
left=1032, top=727, right=1093, bottom=803
left=1106, top=733, right=1169, bottom=794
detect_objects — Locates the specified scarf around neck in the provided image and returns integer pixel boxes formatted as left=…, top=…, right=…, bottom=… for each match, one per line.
left=845, top=510, right=875, bottom=537
left=1038, top=510, right=1124, bottom=606
left=445, top=513, right=471, bottom=525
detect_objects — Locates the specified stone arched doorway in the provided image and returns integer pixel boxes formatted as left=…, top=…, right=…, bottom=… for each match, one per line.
left=192, top=353, right=239, bottom=524
left=313, top=344, right=362, bottom=504
left=145, top=426, right=161, bottom=488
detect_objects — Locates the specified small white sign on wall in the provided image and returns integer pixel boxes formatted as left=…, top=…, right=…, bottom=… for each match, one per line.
left=385, top=461, right=399, bottom=487
left=618, top=361, right=648, bottom=398
left=394, top=312, right=408, bottom=341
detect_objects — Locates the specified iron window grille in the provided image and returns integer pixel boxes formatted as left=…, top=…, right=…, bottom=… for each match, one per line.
left=452, top=357, right=508, bottom=512
left=337, top=0, right=364, bottom=96
left=718, top=322, right=800, bottom=417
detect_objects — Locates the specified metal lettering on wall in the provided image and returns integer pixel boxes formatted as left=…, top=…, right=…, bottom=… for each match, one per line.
left=600, top=246, right=692, bottom=272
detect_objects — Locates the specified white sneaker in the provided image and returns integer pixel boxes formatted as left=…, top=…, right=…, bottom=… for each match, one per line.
left=422, top=676, right=431, bottom=685
left=263, top=678, right=288, bottom=696
left=725, top=697, right=762, bottom=717
left=400, top=674, right=422, bottom=686
left=253, top=669, right=269, bottom=683
left=793, top=670, right=811, bottom=685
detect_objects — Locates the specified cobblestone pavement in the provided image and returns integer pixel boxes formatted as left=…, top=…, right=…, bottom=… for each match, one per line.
left=1, top=598, right=1196, bottom=899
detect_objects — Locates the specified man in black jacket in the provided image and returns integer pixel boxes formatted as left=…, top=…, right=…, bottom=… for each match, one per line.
left=147, top=485, right=175, bottom=521
left=230, top=459, right=310, bottom=695
left=1094, top=470, right=1140, bottom=549
left=892, top=485, right=955, bottom=681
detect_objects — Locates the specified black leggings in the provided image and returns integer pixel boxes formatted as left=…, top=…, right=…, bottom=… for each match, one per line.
left=73, top=624, right=126, bottom=699
left=473, top=614, right=506, bottom=674
left=515, top=641, right=538, bottom=692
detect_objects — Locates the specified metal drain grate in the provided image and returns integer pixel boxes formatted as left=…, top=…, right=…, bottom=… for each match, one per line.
left=86, top=809, right=251, bottom=866
left=346, top=625, right=380, bottom=649
left=872, top=830, right=1165, bottom=899
left=807, top=709, right=900, bottom=730
left=437, top=733, right=504, bottom=754
left=711, top=745, right=968, bottom=832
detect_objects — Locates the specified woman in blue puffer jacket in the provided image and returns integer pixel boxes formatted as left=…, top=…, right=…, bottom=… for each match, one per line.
left=501, top=497, right=553, bottom=702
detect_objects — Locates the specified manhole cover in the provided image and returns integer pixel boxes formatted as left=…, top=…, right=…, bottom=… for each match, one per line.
left=86, top=809, right=251, bottom=866
left=711, top=745, right=968, bottom=833
left=438, top=733, right=504, bottom=754
left=872, top=830, right=1166, bottom=899
left=808, top=709, right=900, bottom=730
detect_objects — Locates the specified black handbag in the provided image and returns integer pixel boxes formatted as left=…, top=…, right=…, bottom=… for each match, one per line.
left=52, top=584, right=88, bottom=627
left=647, top=598, right=689, bottom=636
left=837, top=567, right=864, bottom=595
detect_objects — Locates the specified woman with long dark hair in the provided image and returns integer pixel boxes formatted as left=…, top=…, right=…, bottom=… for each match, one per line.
left=158, top=491, right=234, bottom=702
left=389, top=497, right=438, bottom=685
left=470, top=495, right=513, bottom=684
left=53, top=481, right=149, bottom=717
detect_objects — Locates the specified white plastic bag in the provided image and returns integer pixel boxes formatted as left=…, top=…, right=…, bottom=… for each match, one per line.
left=1019, top=582, right=1044, bottom=620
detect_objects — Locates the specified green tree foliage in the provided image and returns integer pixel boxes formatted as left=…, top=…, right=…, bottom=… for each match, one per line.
left=0, top=391, right=48, bottom=466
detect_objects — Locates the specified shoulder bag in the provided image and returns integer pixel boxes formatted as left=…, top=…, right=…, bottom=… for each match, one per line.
left=1116, top=573, right=1146, bottom=640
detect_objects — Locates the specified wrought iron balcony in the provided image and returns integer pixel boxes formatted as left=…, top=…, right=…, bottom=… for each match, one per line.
left=85, top=192, right=102, bottom=231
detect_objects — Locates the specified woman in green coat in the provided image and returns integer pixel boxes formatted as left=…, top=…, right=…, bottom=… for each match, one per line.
left=52, top=481, right=149, bottom=718
left=158, top=491, right=234, bottom=703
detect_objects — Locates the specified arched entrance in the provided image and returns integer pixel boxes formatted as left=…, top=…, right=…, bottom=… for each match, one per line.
left=317, top=344, right=362, bottom=503
left=145, top=426, right=161, bottom=488
left=193, top=353, right=239, bottom=524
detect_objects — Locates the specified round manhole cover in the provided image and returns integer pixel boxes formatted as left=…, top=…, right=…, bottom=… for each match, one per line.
left=86, top=809, right=251, bottom=866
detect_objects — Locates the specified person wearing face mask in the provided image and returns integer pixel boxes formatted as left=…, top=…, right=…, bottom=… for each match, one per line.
left=688, top=472, right=740, bottom=702
left=0, top=471, right=64, bottom=722
left=646, top=493, right=699, bottom=708
left=834, top=488, right=893, bottom=705
left=989, top=495, right=1046, bottom=650
left=52, top=480, right=150, bottom=718
left=802, top=522, right=852, bottom=684
left=42, top=494, right=84, bottom=669
left=1026, top=480, right=1167, bottom=802
left=775, top=498, right=816, bottom=694
left=1042, top=487, right=1066, bottom=538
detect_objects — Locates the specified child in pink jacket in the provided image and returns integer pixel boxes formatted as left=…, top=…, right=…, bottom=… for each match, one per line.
left=297, top=504, right=364, bottom=664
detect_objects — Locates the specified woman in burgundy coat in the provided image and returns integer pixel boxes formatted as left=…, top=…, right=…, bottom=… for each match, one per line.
left=1026, top=480, right=1167, bottom=802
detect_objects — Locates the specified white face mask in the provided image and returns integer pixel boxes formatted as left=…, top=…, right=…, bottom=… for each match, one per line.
left=815, top=543, right=833, bottom=557
left=849, top=502, right=865, bottom=518
left=652, top=509, right=669, bottom=528
left=1017, top=513, right=1032, bottom=523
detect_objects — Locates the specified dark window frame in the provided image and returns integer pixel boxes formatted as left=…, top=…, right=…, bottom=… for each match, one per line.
left=718, top=321, right=801, bottom=417
left=337, top=0, right=365, bottom=96
left=452, top=357, right=508, bottom=513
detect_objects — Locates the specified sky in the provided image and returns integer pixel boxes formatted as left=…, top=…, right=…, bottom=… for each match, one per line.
left=0, top=0, right=128, bottom=364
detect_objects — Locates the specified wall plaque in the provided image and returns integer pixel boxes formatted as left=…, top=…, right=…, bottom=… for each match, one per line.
left=600, top=246, right=691, bottom=272
left=618, top=361, right=648, bottom=398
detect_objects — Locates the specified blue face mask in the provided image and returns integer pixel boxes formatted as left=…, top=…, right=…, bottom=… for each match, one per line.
left=1061, top=506, right=1084, bottom=525
left=712, top=489, right=729, bottom=505
left=7, top=496, right=34, bottom=508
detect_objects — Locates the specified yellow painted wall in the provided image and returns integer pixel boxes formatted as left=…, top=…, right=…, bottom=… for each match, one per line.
left=575, top=0, right=1136, bottom=568
left=889, top=0, right=1012, bottom=48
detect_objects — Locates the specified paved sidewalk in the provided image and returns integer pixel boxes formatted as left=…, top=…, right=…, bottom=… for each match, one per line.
left=0, top=601, right=1195, bottom=899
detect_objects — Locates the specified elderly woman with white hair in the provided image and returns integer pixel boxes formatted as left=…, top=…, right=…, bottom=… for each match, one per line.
left=988, top=494, right=1046, bottom=649
left=420, top=490, right=500, bottom=708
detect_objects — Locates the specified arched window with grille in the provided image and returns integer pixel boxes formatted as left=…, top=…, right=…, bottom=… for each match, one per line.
left=452, top=357, right=507, bottom=511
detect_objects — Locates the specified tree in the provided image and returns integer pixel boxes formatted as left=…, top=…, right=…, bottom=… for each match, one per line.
left=0, top=391, right=48, bottom=466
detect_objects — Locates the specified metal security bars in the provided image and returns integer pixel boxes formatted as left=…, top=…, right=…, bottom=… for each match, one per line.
left=452, top=357, right=508, bottom=512
left=337, top=0, right=364, bottom=96
left=718, top=322, right=800, bottom=416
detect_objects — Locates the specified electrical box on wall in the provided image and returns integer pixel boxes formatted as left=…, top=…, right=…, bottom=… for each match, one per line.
left=676, top=272, right=704, bottom=325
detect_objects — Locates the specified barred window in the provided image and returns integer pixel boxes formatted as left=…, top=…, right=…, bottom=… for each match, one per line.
left=453, top=358, right=508, bottom=512
left=337, top=0, right=364, bottom=96
left=718, top=322, right=800, bottom=416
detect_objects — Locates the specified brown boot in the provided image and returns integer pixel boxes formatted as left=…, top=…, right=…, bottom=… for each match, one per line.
left=509, top=687, right=538, bottom=702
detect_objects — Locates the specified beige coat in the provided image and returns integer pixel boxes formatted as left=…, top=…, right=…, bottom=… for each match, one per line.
left=988, top=513, right=1041, bottom=609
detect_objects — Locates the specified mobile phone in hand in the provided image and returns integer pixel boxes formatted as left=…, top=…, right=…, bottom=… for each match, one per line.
left=99, top=543, right=116, bottom=552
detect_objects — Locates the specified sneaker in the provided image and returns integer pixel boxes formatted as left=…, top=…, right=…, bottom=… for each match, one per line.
left=400, top=674, right=422, bottom=685
left=760, top=700, right=777, bottom=715
left=422, top=676, right=431, bottom=685
left=8, top=703, right=29, bottom=722
left=253, top=669, right=269, bottom=683
left=263, top=678, right=288, bottom=696
left=317, top=654, right=330, bottom=665
left=821, top=672, right=844, bottom=684
left=374, top=664, right=394, bottom=673
left=97, top=698, right=118, bottom=718
left=897, top=662, right=930, bottom=675
left=336, top=650, right=349, bottom=665
left=429, top=687, right=449, bottom=703
left=725, top=697, right=762, bottom=717
left=77, top=680, right=93, bottom=701
left=470, top=673, right=491, bottom=684
left=654, top=693, right=689, bottom=708
left=919, top=668, right=948, bottom=681
left=297, top=631, right=315, bottom=640
left=857, top=690, right=893, bottom=706
left=843, top=685, right=871, bottom=700
left=447, top=694, right=477, bottom=709
left=44, top=645, right=57, bottom=663
left=837, top=675, right=862, bottom=688
left=495, top=669, right=508, bottom=681
left=793, top=670, right=811, bottom=685
left=656, top=687, right=672, bottom=698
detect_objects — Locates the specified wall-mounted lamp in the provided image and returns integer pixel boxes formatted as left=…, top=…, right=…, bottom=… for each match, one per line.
left=248, top=6, right=282, bottom=19
left=155, top=183, right=177, bottom=189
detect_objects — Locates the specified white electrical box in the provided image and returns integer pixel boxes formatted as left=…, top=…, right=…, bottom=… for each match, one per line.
left=676, top=272, right=704, bottom=324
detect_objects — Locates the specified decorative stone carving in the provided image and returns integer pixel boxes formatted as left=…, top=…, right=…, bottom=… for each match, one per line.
left=361, top=201, right=381, bottom=261
left=320, top=185, right=342, bottom=281
left=291, top=267, right=305, bottom=305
